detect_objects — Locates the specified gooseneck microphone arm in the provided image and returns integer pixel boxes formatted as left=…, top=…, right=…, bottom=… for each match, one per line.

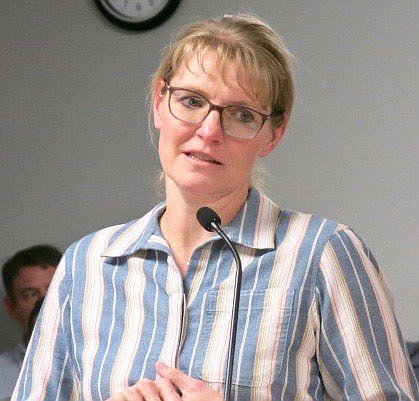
left=196, top=207, right=242, bottom=401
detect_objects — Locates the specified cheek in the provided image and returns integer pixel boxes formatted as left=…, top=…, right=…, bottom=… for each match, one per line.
left=235, top=141, right=265, bottom=166
left=226, top=149, right=258, bottom=183
left=20, top=299, right=36, bottom=312
left=14, top=301, right=35, bottom=326
left=158, top=118, right=192, bottom=154
left=157, top=129, right=178, bottom=172
left=154, top=106, right=162, bottom=130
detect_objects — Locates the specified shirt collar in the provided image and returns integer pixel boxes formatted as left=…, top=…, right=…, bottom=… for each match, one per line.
left=101, top=202, right=167, bottom=258
left=102, top=188, right=279, bottom=258
left=222, top=188, right=279, bottom=249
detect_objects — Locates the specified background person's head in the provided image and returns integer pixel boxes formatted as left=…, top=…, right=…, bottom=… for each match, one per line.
left=2, top=244, right=61, bottom=330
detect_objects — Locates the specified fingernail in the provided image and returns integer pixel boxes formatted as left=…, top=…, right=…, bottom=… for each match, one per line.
left=156, top=360, right=167, bottom=370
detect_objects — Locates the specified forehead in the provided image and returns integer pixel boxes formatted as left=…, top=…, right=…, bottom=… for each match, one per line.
left=173, top=50, right=264, bottom=104
left=13, top=265, right=56, bottom=290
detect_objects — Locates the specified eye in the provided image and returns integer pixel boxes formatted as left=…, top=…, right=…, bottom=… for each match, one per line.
left=227, top=107, right=258, bottom=124
left=172, top=89, right=207, bottom=109
left=237, top=109, right=254, bottom=122
left=21, top=289, right=39, bottom=301
left=181, top=95, right=206, bottom=109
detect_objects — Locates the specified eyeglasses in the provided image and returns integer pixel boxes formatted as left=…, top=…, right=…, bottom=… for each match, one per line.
left=164, top=84, right=273, bottom=139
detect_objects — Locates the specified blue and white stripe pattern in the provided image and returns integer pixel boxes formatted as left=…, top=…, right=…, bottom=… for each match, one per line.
left=13, top=189, right=418, bottom=400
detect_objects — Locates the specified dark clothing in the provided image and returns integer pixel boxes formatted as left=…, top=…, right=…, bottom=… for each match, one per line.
left=406, top=341, right=419, bottom=386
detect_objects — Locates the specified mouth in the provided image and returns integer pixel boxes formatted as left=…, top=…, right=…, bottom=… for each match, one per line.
left=185, top=152, right=223, bottom=165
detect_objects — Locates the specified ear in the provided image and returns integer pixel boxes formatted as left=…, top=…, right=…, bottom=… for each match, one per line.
left=258, top=115, right=289, bottom=157
left=153, top=80, right=166, bottom=131
left=4, top=297, right=17, bottom=319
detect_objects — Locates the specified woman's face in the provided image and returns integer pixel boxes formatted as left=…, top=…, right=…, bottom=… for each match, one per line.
left=153, top=50, right=287, bottom=201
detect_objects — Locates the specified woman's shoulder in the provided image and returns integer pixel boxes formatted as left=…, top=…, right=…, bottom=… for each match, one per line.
left=64, top=203, right=165, bottom=260
left=257, top=189, right=347, bottom=232
left=277, top=207, right=349, bottom=236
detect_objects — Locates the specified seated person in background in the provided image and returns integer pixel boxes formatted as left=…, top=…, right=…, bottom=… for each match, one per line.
left=406, top=341, right=419, bottom=384
left=0, top=298, right=45, bottom=401
left=0, top=245, right=61, bottom=400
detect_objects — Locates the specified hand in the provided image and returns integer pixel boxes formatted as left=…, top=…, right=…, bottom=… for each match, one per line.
left=155, top=361, right=223, bottom=401
left=105, top=378, right=160, bottom=401
left=105, top=361, right=223, bottom=401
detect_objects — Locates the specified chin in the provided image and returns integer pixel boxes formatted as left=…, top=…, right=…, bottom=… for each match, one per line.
left=182, top=179, right=220, bottom=193
left=168, top=171, right=246, bottom=198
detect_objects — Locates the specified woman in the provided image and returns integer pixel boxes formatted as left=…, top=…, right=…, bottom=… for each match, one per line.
left=12, top=14, right=417, bottom=401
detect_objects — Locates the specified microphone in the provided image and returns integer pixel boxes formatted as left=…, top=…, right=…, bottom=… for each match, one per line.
left=196, top=206, right=221, bottom=232
left=196, top=207, right=242, bottom=401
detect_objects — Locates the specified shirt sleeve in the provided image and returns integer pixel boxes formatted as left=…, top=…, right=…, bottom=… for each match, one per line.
left=315, top=227, right=418, bottom=400
left=11, top=248, right=80, bottom=401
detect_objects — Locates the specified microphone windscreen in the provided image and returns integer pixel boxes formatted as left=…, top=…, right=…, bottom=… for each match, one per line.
left=196, top=207, right=221, bottom=232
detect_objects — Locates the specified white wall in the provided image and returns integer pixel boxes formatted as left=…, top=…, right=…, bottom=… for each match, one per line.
left=1, top=0, right=418, bottom=352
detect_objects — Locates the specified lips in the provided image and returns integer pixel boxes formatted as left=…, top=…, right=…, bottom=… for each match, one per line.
left=186, top=152, right=223, bottom=165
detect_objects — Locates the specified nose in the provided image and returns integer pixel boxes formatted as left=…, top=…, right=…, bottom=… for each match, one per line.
left=196, top=109, right=224, bottom=142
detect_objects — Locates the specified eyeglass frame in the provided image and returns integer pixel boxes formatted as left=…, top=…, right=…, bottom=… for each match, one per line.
left=163, top=83, right=277, bottom=139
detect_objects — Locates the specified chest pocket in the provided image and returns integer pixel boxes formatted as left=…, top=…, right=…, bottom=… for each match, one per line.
left=196, top=287, right=295, bottom=387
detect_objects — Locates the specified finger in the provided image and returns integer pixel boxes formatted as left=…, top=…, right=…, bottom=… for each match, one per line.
left=105, top=394, right=125, bottom=401
left=107, top=379, right=159, bottom=401
left=124, top=386, right=144, bottom=401
left=155, top=362, right=224, bottom=401
left=106, top=392, right=133, bottom=401
left=155, top=361, right=201, bottom=393
left=135, top=379, right=160, bottom=400
left=155, top=376, right=181, bottom=399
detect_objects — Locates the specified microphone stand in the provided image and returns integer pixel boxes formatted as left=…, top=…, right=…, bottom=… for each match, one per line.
left=208, top=221, right=242, bottom=401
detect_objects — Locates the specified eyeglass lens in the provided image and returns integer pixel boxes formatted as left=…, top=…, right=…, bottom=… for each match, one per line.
left=169, top=88, right=265, bottom=138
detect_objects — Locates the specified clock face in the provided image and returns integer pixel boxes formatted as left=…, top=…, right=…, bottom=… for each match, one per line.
left=106, top=0, right=169, bottom=21
left=95, top=0, right=181, bottom=30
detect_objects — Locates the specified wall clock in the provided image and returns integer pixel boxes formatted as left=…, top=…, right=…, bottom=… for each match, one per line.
left=94, top=0, right=182, bottom=30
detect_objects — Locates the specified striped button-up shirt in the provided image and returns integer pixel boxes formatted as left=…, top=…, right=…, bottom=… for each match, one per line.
left=13, top=189, right=418, bottom=401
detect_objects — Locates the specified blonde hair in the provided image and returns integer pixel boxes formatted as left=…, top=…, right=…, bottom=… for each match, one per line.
left=151, top=13, right=294, bottom=126
left=149, top=14, right=294, bottom=193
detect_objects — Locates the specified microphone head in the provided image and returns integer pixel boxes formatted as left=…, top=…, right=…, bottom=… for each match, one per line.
left=196, top=207, right=221, bottom=232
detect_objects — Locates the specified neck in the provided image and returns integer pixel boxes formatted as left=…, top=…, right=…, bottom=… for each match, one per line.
left=159, top=178, right=250, bottom=274
left=159, top=205, right=209, bottom=275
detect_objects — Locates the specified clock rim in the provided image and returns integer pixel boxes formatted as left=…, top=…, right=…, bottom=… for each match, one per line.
left=94, top=0, right=182, bottom=31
